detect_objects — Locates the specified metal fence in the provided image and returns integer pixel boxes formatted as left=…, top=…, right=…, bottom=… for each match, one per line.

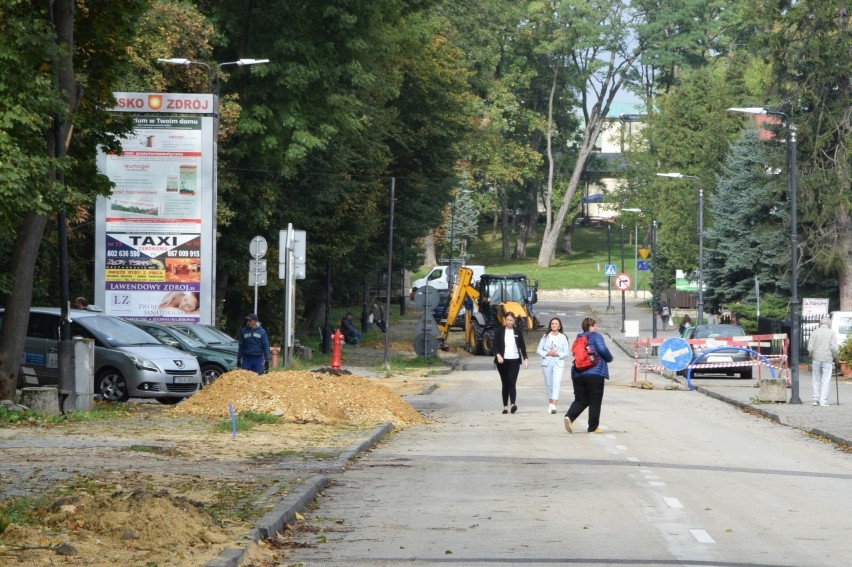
left=757, top=313, right=824, bottom=361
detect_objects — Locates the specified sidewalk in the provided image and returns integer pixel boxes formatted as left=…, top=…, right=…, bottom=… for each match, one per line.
left=590, top=294, right=852, bottom=449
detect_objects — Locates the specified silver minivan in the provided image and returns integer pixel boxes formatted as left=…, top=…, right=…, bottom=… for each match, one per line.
left=0, top=307, right=201, bottom=404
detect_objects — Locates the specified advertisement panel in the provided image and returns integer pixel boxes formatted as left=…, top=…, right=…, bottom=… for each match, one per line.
left=95, top=93, right=216, bottom=324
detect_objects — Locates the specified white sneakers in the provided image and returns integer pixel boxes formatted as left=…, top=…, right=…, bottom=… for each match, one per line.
left=564, top=416, right=573, bottom=433
left=548, top=403, right=556, bottom=414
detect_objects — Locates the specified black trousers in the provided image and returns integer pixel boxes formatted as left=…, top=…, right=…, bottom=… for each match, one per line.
left=496, top=358, right=521, bottom=406
left=566, top=374, right=605, bottom=431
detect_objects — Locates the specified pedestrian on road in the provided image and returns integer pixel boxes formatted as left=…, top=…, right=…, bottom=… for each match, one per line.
left=493, top=312, right=529, bottom=414
left=237, top=313, right=271, bottom=375
left=658, top=301, right=671, bottom=331
left=536, top=317, right=570, bottom=414
left=565, top=317, right=614, bottom=433
left=807, top=316, right=839, bottom=406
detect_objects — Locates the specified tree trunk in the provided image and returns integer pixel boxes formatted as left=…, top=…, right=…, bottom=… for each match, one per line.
left=422, top=233, right=437, bottom=268
left=0, top=214, right=50, bottom=399
left=499, top=186, right=510, bottom=261
left=0, top=0, right=76, bottom=400
left=839, top=205, right=852, bottom=310
left=514, top=218, right=528, bottom=259
left=542, top=64, right=558, bottom=239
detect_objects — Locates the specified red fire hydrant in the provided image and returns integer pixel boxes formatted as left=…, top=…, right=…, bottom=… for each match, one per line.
left=330, top=329, right=344, bottom=370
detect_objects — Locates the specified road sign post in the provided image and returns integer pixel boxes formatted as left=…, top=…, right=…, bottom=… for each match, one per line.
left=249, top=236, right=268, bottom=315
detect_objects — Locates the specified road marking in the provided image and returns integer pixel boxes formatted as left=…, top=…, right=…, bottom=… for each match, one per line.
left=690, top=529, right=716, bottom=544
left=663, top=497, right=683, bottom=509
left=627, top=457, right=640, bottom=462
left=648, top=481, right=666, bottom=486
left=616, top=445, right=627, bottom=451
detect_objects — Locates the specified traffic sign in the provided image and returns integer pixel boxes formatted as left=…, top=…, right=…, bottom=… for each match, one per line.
left=249, top=235, right=267, bottom=259
left=658, top=337, right=693, bottom=371
left=638, top=247, right=650, bottom=260
left=248, top=270, right=267, bottom=286
left=614, top=273, right=631, bottom=291
left=638, top=260, right=651, bottom=271
left=604, top=264, right=617, bottom=277
left=250, top=259, right=267, bottom=272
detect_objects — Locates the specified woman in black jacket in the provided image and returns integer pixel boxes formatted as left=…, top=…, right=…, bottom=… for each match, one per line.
left=492, top=312, right=529, bottom=414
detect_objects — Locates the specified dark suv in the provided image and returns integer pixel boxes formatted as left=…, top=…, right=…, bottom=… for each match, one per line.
left=0, top=307, right=201, bottom=403
left=681, top=324, right=754, bottom=379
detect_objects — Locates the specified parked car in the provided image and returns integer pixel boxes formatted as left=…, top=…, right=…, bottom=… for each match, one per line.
left=129, top=320, right=238, bottom=386
left=681, top=324, right=754, bottom=379
left=0, top=307, right=201, bottom=403
left=168, top=323, right=239, bottom=354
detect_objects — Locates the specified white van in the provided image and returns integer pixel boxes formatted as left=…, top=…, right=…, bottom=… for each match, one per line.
left=410, top=265, right=486, bottom=299
left=831, top=311, right=852, bottom=345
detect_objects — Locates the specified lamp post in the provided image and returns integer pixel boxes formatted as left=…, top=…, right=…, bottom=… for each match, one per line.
left=657, top=173, right=704, bottom=325
left=728, top=106, right=801, bottom=404
left=156, top=58, right=212, bottom=91
left=215, top=59, right=270, bottom=100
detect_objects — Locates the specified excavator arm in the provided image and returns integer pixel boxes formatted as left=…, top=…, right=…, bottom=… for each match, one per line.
left=437, top=267, right=479, bottom=345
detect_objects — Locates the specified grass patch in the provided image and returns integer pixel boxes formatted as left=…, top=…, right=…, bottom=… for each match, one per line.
left=0, top=401, right=134, bottom=427
left=214, top=410, right=281, bottom=433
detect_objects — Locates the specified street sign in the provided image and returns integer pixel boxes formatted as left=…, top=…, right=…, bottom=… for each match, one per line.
left=638, top=260, right=651, bottom=271
left=638, top=247, right=650, bottom=260
left=250, top=259, right=267, bottom=272
left=659, top=337, right=693, bottom=372
left=614, top=273, right=631, bottom=291
left=248, top=270, right=267, bottom=286
left=249, top=235, right=267, bottom=259
left=604, top=264, right=617, bottom=277
left=414, top=286, right=440, bottom=309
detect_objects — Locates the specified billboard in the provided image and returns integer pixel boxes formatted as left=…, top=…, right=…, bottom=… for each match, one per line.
left=95, top=93, right=216, bottom=324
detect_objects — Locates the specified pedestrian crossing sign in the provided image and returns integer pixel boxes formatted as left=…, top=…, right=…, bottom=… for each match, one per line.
left=604, top=264, right=617, bottom=277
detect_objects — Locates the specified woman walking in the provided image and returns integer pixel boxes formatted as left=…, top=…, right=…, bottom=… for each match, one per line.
left=493, top=312, right=529, bottom=414
left=536, top=317, right=570, bottom=414
left=565, top=317, right=613, bottom=433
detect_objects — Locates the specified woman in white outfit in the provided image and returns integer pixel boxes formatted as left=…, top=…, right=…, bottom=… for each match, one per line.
left=536, top=317, right=570, bottom=414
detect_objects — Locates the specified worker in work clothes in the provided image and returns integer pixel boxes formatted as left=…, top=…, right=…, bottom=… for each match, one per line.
left=237, top=313, right=271, bottom=374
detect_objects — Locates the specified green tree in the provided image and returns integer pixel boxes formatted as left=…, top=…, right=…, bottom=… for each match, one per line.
left=703, top=125, right=787, bottom=310
left=0, top=1, right=146, bottom=399
left=750, top=0, right=852, bottom=309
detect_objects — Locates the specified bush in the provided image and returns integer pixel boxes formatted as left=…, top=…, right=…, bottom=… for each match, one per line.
left=839, top=336, right=852, bottom=363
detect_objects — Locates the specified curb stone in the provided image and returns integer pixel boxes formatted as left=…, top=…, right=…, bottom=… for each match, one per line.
left=203, top=421, right=395, bottom=567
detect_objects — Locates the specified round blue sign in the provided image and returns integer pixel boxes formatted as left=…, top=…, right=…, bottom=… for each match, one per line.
left=658, top=337, right=693, bottom=372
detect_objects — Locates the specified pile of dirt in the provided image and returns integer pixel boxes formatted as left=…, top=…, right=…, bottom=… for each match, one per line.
left=172, top=369, right=426, bottom=428
left=0, top=489, right=241, bottom=566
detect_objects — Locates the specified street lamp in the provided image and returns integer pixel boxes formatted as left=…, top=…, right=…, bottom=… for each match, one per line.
left=215, top=59, right=270, bottom=99
left=657, top=172, right=704, bottom=325
left=156, top=58, right=212, bottom=91
left=728, top=106, right=801, bottom=404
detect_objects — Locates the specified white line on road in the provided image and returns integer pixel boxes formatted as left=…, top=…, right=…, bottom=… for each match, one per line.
left=663, top=497, right=683, bottom=508
left=690, top=529, right=716, bottom=544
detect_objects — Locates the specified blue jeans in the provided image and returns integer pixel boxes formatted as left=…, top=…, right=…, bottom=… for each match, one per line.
left=242, top=355, right=265, bottom=375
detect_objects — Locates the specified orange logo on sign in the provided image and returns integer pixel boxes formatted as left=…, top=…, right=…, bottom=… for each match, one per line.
left=148, top=95, right=163, bottom=110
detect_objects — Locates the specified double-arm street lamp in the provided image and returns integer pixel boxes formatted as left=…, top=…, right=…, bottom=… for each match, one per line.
left=728, top=106, right=801, bottom=404
left=657, top=173, right=704, bottom=325
left=157, top=57, right=270, bottom=97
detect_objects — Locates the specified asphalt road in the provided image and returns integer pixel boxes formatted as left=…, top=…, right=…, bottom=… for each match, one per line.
left=281, top=299, right=852, bottom=566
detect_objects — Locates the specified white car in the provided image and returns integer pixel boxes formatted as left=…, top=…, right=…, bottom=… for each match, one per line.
left=0, top=307, right=201, bottom=404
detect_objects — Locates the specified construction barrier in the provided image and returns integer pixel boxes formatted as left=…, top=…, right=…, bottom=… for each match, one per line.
left=631, top=333, right=791, bottom=389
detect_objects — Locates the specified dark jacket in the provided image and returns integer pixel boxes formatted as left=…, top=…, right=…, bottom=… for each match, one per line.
left=492, top=326, right=528, bottom=364
left=237, top=324, right=271, bottom=361
left=572, top=331, right=614, bottom=379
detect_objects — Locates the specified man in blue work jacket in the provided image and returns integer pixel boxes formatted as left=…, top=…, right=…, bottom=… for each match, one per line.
left=237, top=313, right=271, bottom=374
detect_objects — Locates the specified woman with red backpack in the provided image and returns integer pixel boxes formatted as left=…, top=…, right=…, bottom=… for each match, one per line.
left=564, top=317, right=613, bottom=433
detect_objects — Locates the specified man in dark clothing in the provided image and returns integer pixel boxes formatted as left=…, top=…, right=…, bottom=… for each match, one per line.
left=237, top=313, right=271, bottom=374
left=341, top=312, right=361, bottom=344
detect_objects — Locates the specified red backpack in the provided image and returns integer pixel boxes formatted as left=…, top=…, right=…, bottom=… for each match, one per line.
left=572, top=334, right=597, bottom=371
